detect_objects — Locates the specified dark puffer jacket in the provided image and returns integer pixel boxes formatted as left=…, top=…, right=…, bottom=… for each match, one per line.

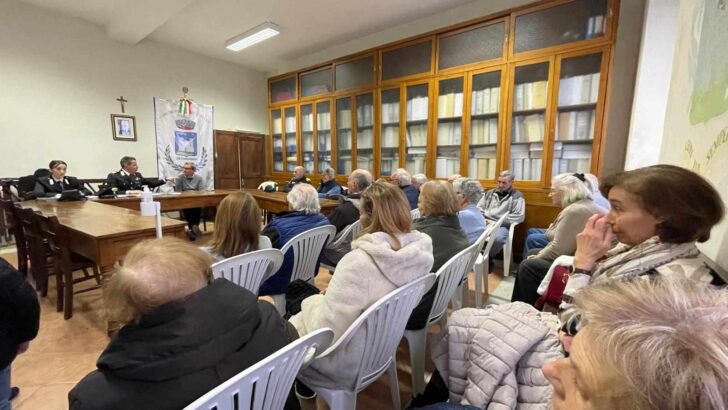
left=68, top=279, right=296, bottom=410
left=260, top=211, right=331, bottom=295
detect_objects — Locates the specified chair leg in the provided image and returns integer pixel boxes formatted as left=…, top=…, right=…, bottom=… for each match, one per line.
left=474, top=262, right=482, bottom=308
left=64, top=269, right=74, bottom=320
left=55, top=267, right=64, bottom=313
left=404, top=328, right=426, bottom=396
left=388, top=358, right=402, bottom=409
left=480, top=255, right=489, bottom=308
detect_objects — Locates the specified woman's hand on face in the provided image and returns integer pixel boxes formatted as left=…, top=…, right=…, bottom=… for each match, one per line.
left=573, top=214, right=615, bottom=271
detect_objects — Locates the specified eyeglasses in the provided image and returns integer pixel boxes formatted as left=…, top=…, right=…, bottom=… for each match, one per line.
left=183, top=167, right=194, bottom=170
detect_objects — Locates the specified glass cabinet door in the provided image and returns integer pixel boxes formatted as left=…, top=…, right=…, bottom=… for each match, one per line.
left=468, top=70, right=501, bottom=180
left=300, top=104, right=314, bottom=174
left=405, top=83, right=429, bottom=175
left=336, top=97, right=353, bottom=175
left=271, top=109, right=283, bottom=173
left=316, top=101, right=332, bottom=172
left=510, top=62, right=549, bottom=181
left=435, top=77, right=464, bottom=178
left=380, top=88, right=401, bottom=177
left=283, top=106, right=298, bottom=173
left=356, top=93, right=374, bottom=172
left=552, top=52, right=602, bottom=176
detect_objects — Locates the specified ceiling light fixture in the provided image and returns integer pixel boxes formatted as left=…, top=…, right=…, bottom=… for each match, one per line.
left=225, top=22, right=280, bottom=52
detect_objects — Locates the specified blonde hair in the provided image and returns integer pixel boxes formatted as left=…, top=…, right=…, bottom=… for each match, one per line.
left=209, top=192, right=261, bottom=258
left=287, top=183, right=320, bottom=214
left=573, top=278, right=728, bottom=409
left=359, top=181, right=412, bottom=249
left=419, top=180, right=459, bottom=217
left=106, top=238, right=213, bottom=323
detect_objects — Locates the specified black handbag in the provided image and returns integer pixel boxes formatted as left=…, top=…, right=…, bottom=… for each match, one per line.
left=284, top=279, right=320, bottom=319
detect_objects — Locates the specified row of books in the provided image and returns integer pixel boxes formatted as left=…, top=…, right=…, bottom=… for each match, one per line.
left=553, top=142, right=592, bottom=160
left=471, top=87, right=500, bottom=115
left=273, top=137, right=282, bottom=152
left=318, top=160, right=332, bottom=171
left=357, top=129, right=373, bottom=149
left=356, top=155, right=374, bottom=170
left=406, top=157, right=427, bottom=174
left=586, top=15, right=606, bottom=39
left=405, top=124, right=428, bottom=146
left=382, top=102, right=400, bottom=124
left=436, top=158, right=460, bottom=178
left=510, top=158, right=543, bottom=181
left=436, top=123, right=462, bottom=146
left=406, top=96, right=429, bottom=121
left=468, top=157, right=497, bottom=180
left=471, top=118, right=499, bottom=145
left=337, top=132, right=352, bottom=149
left=513, top=81, right=548, bottom=111
left=381, top=126, right=399, bottom=148
left=512, top=114, right=544, bottom=143
left=380, top=158, right=398, bottom=176
left=301, top=114, right=314, bottom=132
left=553, top=158, right=591, bottom=175
left=337, top=111, right=352, bottom=129
left=302, top=136, right=314, bottom=152
left=437, top=92, right=464, bottom=118
left=557, top=110, right=596, bottom=141
left=273, top=161, right=284, bottom=172
left=318, top=136, right=332, bottom=151
left=357, top=104, right=374, bottom=127
left=558, top=73, right=600, bottom=106
left=337, top=158, right=353, bottom=174
left=272, top=118, right=282, bottom=134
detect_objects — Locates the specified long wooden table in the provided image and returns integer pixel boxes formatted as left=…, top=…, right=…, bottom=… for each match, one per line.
left=20, top=200, right=186, bottom=333
left=95, top=188, right=340, bottom=215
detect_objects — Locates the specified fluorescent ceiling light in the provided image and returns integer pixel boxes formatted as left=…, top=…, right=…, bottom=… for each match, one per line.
left=225, top=22, right=280, bottom=51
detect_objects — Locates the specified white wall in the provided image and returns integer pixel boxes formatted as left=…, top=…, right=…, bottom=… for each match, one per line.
left=0, top=0, right=268, bottom=179
left=624, top=0, right=679, bottom=170
left=272, top=0, right=536, bottom=75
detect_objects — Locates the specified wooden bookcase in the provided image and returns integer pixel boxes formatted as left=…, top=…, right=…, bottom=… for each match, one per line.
left=266, top=0, right=621, bottom=252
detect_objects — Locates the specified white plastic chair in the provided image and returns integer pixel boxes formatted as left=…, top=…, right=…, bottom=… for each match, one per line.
left=502, top=221, right=520, bottom=277
left=211, top=248, right=284, bottom=295
left=272, top=225, right=336, bottom=314
left=451, top=226, right=492, bottom=310
left=473, top=213, right=507, bottom=307
left=320, top=220, right=362, bottom=272
left=183, top=328, right=334, bottom=410
left=298, top=274, right=436, bottom=410
left=410, top=208, right=421, bottom=220
left=404, top=244, right=480, bottom=395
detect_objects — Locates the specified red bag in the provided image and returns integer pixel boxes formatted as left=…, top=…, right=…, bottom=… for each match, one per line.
left=534, top=265, right=569, bottom=310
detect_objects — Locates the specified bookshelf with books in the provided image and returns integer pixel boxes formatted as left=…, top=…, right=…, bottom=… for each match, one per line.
left=300, top=104, right=315, bottom=173
left=356, top=93, right=374, bottom=171
left=551, top=51, right=603, bottom=177
left=435, top=77, right=464, bottom=178
left=271, top=108, right=284, bottom=173
left=283, top=107, right=298, bottom=173
left=380, top=87, right=400, bottom=176
left=405, top=82, right=430, bottom=175
left=336, top=97, right=353, bottom=175
left=468, top=69, right=503, bottom=180
left=316, top=100, right=332, bottom=173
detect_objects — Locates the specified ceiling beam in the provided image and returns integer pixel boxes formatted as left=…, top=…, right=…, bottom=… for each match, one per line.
left=106, top=0, right=196, bottom=45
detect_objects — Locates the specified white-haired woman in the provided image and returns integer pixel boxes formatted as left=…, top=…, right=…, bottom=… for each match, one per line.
left=544, top=278, right=728, bottom=410
left=260, top=183, right=331, bottom=296
left=316, top=167, right=342, bottom=198
left=512, top=173, right=606, bottom=305
left=453, top=177, right=487, bottom=244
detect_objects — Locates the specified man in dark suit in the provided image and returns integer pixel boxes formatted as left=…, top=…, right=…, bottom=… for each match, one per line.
left=106, top=156, right=164, bottom=193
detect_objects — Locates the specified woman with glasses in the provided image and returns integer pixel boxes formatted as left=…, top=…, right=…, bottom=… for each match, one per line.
left=511, top=173, right=606, bottom=305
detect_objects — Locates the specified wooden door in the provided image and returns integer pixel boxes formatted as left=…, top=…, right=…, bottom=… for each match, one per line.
left=239, top=133, right=265, bottom=189
left=214, top=130, right=240, bottom=189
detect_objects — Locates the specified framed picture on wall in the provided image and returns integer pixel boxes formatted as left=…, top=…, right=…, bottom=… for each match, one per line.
left=111, top=114, right=137, bottom=141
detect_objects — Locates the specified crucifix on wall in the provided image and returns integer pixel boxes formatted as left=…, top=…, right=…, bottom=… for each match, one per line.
left=116, top=96, right=128, bottom=113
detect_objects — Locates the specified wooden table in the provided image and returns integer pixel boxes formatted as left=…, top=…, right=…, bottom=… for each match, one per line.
left=95, top=188, right=340, bottom=216
left=19, top=200, right=186, bottom=334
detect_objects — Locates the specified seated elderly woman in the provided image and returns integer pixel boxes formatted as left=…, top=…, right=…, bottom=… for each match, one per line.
left=68, top=238, right=297, bottom=410
left=259, top=183, right=331, bottom=296
left=201, top=191, right=271, bottom=261
left=407, top=180, right=470, bottom=330
left=545, top=278, right=728, bottom=410
left=512, top=173, right=607, bottom=305
left=289, top=181, right=433, bottom=389
left=316, top=167, right=342, bottom=198
left=453, top=177, right=487, bottom=244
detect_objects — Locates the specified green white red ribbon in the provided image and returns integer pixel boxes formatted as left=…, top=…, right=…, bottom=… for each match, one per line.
left=178, top=98, right=193, bottom=116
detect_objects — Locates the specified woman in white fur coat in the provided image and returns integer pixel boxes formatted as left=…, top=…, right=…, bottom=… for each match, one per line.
left=289, top=180, right=434, bottom=389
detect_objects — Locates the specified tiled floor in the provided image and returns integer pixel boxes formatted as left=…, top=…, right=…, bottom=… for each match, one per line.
left=1, top=234, right=505, bottom=410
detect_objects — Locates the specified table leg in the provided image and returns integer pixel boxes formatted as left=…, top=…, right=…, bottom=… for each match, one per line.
left=100, top=263, right=122, bottom=337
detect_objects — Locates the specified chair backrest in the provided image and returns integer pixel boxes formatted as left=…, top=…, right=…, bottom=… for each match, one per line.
left=426, top=242, right=481, bottom=326
left=314, top=273, right=436, bottom=391
left=183, top=328, right=334, bottom=410
left=280, top=225, right=336, bottom=283
left=211, top=248, right=284, bottom=295
left=480, top=213, right=508, bottom=258
left=327, top=220, right=362, bottom=248
left=464, top=223, right=494, bottom=274
left=410, top=208, right=421, bottom=220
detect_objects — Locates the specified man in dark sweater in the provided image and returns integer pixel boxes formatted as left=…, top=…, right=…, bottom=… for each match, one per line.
left=320, top=169, right=373, bottom=267
left=391, top=168, right=419, bottom=210
left=0, top=258, right=40, bottom=407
